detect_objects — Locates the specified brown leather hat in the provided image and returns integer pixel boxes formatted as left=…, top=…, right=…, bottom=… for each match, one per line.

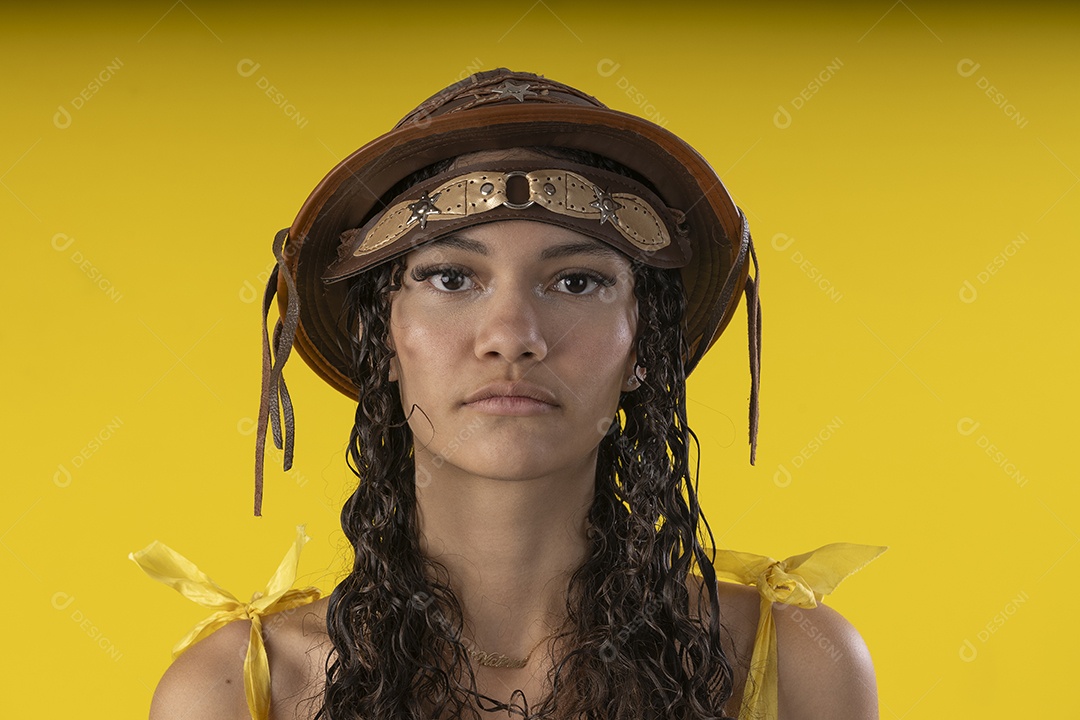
left=255, top=68, right=760, bottom=515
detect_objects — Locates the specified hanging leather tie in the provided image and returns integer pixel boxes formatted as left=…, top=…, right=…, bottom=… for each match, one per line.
left=254, top=228, right=299, bottom=516
left=745, top=235, right=761, bottom=465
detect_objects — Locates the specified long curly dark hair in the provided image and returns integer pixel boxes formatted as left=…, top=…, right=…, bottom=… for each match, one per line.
left=317, top=149, right=739, bottom=720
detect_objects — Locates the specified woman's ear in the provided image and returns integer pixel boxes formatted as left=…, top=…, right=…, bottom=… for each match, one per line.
left=623, top=351, right=643, bottom=390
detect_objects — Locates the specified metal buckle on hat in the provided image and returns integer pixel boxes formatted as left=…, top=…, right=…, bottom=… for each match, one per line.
left=502, top=171, right=534, bottom=210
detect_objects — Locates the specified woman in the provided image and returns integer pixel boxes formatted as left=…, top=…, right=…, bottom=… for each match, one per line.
left=139, top=69, right=883, bottom=720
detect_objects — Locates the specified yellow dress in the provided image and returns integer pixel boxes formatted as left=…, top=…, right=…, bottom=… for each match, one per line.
left=131, top=529, right=885, bottom=720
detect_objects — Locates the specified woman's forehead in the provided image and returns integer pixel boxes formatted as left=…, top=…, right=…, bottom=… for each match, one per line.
left=412, top=220, right=630, bottom=263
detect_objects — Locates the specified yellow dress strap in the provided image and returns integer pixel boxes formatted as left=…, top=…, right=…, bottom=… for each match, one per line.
left=693, top=542, right=887, bottom=720
left=129, top=525, right=322, bottom=720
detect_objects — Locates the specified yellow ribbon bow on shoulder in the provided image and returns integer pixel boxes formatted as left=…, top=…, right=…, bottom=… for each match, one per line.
left=694, top=542, right=887, bottom=720
left=129, top=526, right=322, bottom=720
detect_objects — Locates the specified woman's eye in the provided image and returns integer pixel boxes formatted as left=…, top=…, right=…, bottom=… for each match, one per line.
left=431, top=270, right=471, bottom=292
left=554, top=272, right=613, bottom=295
left=412, top=265, right=474, bottom=293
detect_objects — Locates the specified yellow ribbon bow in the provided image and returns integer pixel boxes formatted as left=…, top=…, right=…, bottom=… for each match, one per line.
left=694, top=542, right=887, bottom=720
left=129, top=526, right=322, bottom=720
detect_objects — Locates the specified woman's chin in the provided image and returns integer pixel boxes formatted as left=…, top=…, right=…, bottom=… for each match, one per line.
left=429, top=446, right=593, bottom=484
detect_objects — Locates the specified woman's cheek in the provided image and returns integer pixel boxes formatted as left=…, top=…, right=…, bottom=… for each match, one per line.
left=581, top=314, right=636, bottom=362
left=393, top=318, right=471, bottom=399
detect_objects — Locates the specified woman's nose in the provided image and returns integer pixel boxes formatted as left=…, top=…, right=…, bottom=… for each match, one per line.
left=473, top=284, right=549, bottom=364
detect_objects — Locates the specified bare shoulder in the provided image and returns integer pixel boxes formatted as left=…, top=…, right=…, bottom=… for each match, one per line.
left=687, top=575, right=879, bottom=719
left=149, top=618, right=250, bottom=720
left=149, top=597, right=332, bottom=720
left=774, top=601, right=879, bottom=720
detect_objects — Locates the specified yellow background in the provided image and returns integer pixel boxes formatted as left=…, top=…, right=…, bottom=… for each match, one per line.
left=3, top=2, right=1076, bottom=717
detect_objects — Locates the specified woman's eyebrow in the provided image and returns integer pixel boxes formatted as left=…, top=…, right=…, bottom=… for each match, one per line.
left=539, top=240, right=622, bottom=261
left=429, top=234, right=488, bottom=255
left=429, top=234, right=621, bottom=261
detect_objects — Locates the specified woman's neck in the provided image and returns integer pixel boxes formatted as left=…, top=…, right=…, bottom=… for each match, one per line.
left=414, top=447, right=597, bottom=662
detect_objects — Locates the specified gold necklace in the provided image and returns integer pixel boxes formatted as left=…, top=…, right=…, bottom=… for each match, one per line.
left=464, top=626, right=563, bottom=669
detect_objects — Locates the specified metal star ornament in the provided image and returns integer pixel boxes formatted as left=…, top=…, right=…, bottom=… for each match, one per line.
left=406, top=192, right=442, bottom=229
left=589, top=186, right=623, bottom=226
left=490, top=80, right=537, bottom=102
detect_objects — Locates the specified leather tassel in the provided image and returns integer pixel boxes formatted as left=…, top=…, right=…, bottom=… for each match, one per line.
left=745, top=235, right=761, bottom=465
left=254, top=228, right=299, bottom=516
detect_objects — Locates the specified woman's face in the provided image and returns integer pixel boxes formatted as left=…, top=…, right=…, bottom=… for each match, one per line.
left=387, top=219, right=639, bottom=484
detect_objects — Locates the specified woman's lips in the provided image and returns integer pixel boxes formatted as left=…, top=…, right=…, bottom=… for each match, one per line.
left=462, top=381, right=559, bottom=415
left=464, top=396, right=557, bottom=415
